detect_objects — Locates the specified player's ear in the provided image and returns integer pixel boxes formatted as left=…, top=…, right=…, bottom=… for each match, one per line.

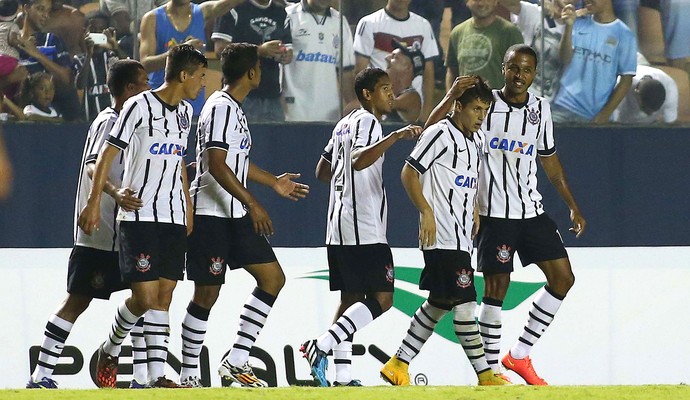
left=362, top=88, right=372, bottom=101
left=247, top=67, right=255, bottom=80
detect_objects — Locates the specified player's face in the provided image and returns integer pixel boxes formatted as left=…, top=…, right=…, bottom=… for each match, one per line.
left=25, top=0, right=51, bottom=31
left=184, top=65, right=206, bottom=99
left=466, top=0, right=498, bottom=19
left=369, top=75, right=395, bottom=114
left=502, top=52, right=536, bottom=99
left=456, top=98, right=491, bottom=133
left=33, top=77, right=55, bottom=109
left=386, top=49, right=412, bottom=74
left=249, top=59, right=262, bottom=89
left=128, top=68, right=151, bottom=97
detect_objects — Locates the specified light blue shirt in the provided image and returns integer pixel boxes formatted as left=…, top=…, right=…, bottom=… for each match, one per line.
left=554, top=16, right=637, bottom=120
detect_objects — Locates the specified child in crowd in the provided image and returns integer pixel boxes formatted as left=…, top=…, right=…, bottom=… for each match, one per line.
left=20, top=72, right=62, bottom=122
left=0, top=0, right=27, bottom=97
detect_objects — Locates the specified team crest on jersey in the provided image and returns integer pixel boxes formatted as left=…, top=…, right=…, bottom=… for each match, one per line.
left=209, top=257, right=224, bottom=275
left=179, top=112, right=190, bottom=131
left=91, top=271, right=105, bottom=290
left=332, top=34, right=340, bottom=49
left=527, top=107, right=540, bottom=125
left=455, top=269, right=472, bottom=288
left=318, top=32, right=324, bottom=41
left=135, top=254, right=151, bottom=272
left=385, top=264, right=394, bottom=283
left=496, top=245, right=512, bottom=264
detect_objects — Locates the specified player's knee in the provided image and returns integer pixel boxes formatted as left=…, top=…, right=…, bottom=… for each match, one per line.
left=484, top=273, right=510, bottom=300
left=192, top=285, right=221, bottom=309
left=376, top=295, right=393, bottom=313
left=58, top=294, right=92, bottom=320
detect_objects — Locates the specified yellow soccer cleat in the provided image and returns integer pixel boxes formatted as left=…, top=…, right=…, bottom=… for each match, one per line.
left=477, top=369, right=512, bottom=386
left=380, top=356, right=410, bottom=386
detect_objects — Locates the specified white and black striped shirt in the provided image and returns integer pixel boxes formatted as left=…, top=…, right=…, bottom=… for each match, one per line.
left=478, top=90, right=556, bottom=219
left=74, top=107, right=123, bottom=251
left=106, top=90, right=192, bottom=225
left=324, top=109, right=387, bottom=245
left=406, top=117, right=483, bottom=252
left=190, top=91, right=250, bottom=218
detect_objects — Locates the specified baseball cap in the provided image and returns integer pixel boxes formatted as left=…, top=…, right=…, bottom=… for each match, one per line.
left=391, top=39, right=425, bottom=77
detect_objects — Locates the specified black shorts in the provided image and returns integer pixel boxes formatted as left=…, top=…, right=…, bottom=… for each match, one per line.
left=476, top=213, right=568, bottom=275
left=186, top=215, right=277, bottom=285
left=67, top=246, right=127, bottom=299
left=421, top=249, right=476, bottom=303
left=327, top=244, right=394, bottom=293
left=119, top=221, right=187, bottom=283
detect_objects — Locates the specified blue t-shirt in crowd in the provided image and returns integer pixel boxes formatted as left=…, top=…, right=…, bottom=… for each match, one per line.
left=554, top=16, right=637, bottom=120
left=150, top=3, right=206, bottom=115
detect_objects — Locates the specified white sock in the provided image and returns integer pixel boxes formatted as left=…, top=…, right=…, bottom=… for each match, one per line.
left=144, top=310, right=170, bottom=382
left=227, top=288, right=276, bottom=367
left=510, top=286, right=563, bottom=359
left=454, top=301, right=490, bottom=374
left=130, top=317, right=147, bottom=385
left=395, top=301, right=448, bottom=364
left=334, top=338, right=353, bottom=384
left=31, top=314, right=73, bottom=381
left=180, top=302, right=210, bottom=380
left=478, top=298, right=503, bottom=373
left=103, top=301, right=138, bottom=357
left=316, top=299, right=381, bottom=353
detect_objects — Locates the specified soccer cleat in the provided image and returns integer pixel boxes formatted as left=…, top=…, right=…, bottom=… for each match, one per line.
left=502, top=353, right=548, bottom=386
left=180, top=376, right=203, bottom=388
left=128, top=379, right=147, bottom=389
left=149, top=376, right=182, bottom=388
left=477, top=369, right=512, bottom=386
left=333, top=379, right=363, bottom=386
left=25, top=377, right=58, bottom=389
left=218, top=359, right=266, bottom=388
left=300, top=340, right=329, bottom=387
left=95, top=343, right=118, bottom=388
left=379, top=356, right=410, bottom=386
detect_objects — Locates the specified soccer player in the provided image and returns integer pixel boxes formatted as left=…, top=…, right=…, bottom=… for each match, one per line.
left=427, top=44, right=586, bottom=385
left=178, top=42, right=309, bottom=388
left=26, top=59, right=149, bottom=389
left=79, top=44, right=206, bottom=389
left=380, top=75, right=509, bottom=387
left=301, top=68, right=421, bottom=387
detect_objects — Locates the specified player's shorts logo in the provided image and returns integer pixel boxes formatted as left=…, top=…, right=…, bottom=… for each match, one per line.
left=91, top=271, right=105, bottom=289
left=385, top=264, right=395, bottom=283
left=209, top=257, right=225, bottom=276
left=527, top=107, right=540, bottom=125
left=496, top=245, right=512, bottom=264
left=456, top=269, right=472, bottom=288
left=135, top=254, right=151, bottom=272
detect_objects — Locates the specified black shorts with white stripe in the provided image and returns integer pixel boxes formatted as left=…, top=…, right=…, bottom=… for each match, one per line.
left=119, top=221, right=187, bottom=283
left=67, top=245, right=127, bottom=299
left=327, top=244, right=394, bottom=293
left=186, top=215, right=277, bottom=285
left=421, top=249, right=476, bottom=303
left=476, top=213, right=568, bottom=274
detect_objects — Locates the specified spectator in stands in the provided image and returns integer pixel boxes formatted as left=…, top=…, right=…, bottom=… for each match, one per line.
left=19, top=71, right=63, bottom=122
left=44, top=0, right=86, bottom=56
left=0, top=125, right=11, bottom=200
left=552, top=0, right=637, bottom=123
left=212, top=0, right=292, bottom=122
left=500, top=0, right=576, bottom=100
left=612, top=65, right=677, bottom=124
left=659, top=0, right=690, bottom=81
left=353, top=0, right=438, bottom=122
left=410, top=0, right=446, bottom=88
left=0, top=90, right=25, bottom=120
left=0, top=0, right=27, bottom=99
left=17, top=0, right=82, bottom=121
left=99, top=0, right=168, bottom=58
left=282, top=0, right=356, bottom=122
left=612, top=0, right=639, bottom=35
left=140, top=0, right=244, bottom=116
left=384, top=39, right=423, bottom=123
left=74, top=10, right=127, bottom=121
left=446, top=0, right=524, bottom=90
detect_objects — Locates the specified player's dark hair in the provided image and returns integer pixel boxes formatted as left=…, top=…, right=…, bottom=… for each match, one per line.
left=108, top=59, right=145, bottom=97
left=504, top=44, right=538, bottom=67
left=354, top=68, right=388, bottom=104
left=457, top=75, right=494, bottom=106
left=637, top=77, right=666, bottom=114
left=219, top=42, right=259, bottom=84
left=18, top=71, right=52, bottom=107
left=165, top=44, right=208, bottom=83
left=0, top=0, right=19, bottom=17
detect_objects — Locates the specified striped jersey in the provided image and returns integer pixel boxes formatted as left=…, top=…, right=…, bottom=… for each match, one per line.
left=478, top=90, right=555, bottom=219
left=74, top=107, right=124, bottom=251
left=106, top=90, right=192, bottom=225
left=406, top=117, right=483, bottom=252
left=190, top=90, right=250, bottom=219
left=323, top=109, right=387, bottom=245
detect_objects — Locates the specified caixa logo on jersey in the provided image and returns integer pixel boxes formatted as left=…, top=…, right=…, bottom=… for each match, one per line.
left=455, top=175, right=477, bottom=189
left=489, top=137, right=534, bottom=156
left=149, top=142, right=188, bottom=157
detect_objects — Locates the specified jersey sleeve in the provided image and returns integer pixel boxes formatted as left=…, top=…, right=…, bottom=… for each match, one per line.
left=211, top=10, right=238, bottom=43
left=205, top=103, right=235, bottom=151
left=617, top=29, right=637, bottom=76
left=537, top=100, right=556, bottom=156
left=406, top=125, right=448, bottom=174
left=352, top=114, right=381, bottom=150
left=321, top=136, right=334, bottom=163
left=353, top=17, right=373, bottom=58
left=107, top=98, right=143, bottom=150
left=420, top=19, right=439, bottom=60
left=85, top=114, right=118, bottom=164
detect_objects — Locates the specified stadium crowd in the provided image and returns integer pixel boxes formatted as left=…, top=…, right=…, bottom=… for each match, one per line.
left=0, top=0, right=688, bottom=125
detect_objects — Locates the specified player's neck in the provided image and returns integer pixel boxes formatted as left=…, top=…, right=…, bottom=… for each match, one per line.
left=501, top=88, right=527, bottom=105
left=363, top=103, right=382, bottom=120
left=153, top=84, right=184, bottom=107
left=450, top=112, right=472, bottom=139
left=224, top=84, right=251, bottom=103
left=385, top=5, right=409, bottom=20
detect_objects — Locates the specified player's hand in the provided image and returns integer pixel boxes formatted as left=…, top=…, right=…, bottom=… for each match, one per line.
left=78, top=203, right=101, bottom=235
left=248, top=202, right=273, bottom=236
left=273, top=172, right=309, bottom=201
left=114, top=188, right=143, bottom=212
left=448, top=75, right=478, bottom=100
left=568, top=208, right=586, bottom=238
left=394, top=125, right=423, bottom=140
left=258, top=40, right=285, bottom=59
left=184, top=37, right=205, bottom=51
left=592, top=111, right=611, bottom=124
left=561, top=4, right=576, bottom=26
left=419, top=209, right=436, bottom=247
left=278, top=46, right=293, bottom=64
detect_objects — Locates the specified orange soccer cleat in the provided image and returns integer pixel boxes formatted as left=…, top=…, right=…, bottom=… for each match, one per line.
left=501, top=353, right=547, bottom=386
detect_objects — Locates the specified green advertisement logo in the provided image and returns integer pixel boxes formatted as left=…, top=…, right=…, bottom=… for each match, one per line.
left=302, top=266, right=544, bottom=343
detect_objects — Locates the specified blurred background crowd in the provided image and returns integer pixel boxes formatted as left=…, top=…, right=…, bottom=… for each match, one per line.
left=0, top=0, right=687, bottom=126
